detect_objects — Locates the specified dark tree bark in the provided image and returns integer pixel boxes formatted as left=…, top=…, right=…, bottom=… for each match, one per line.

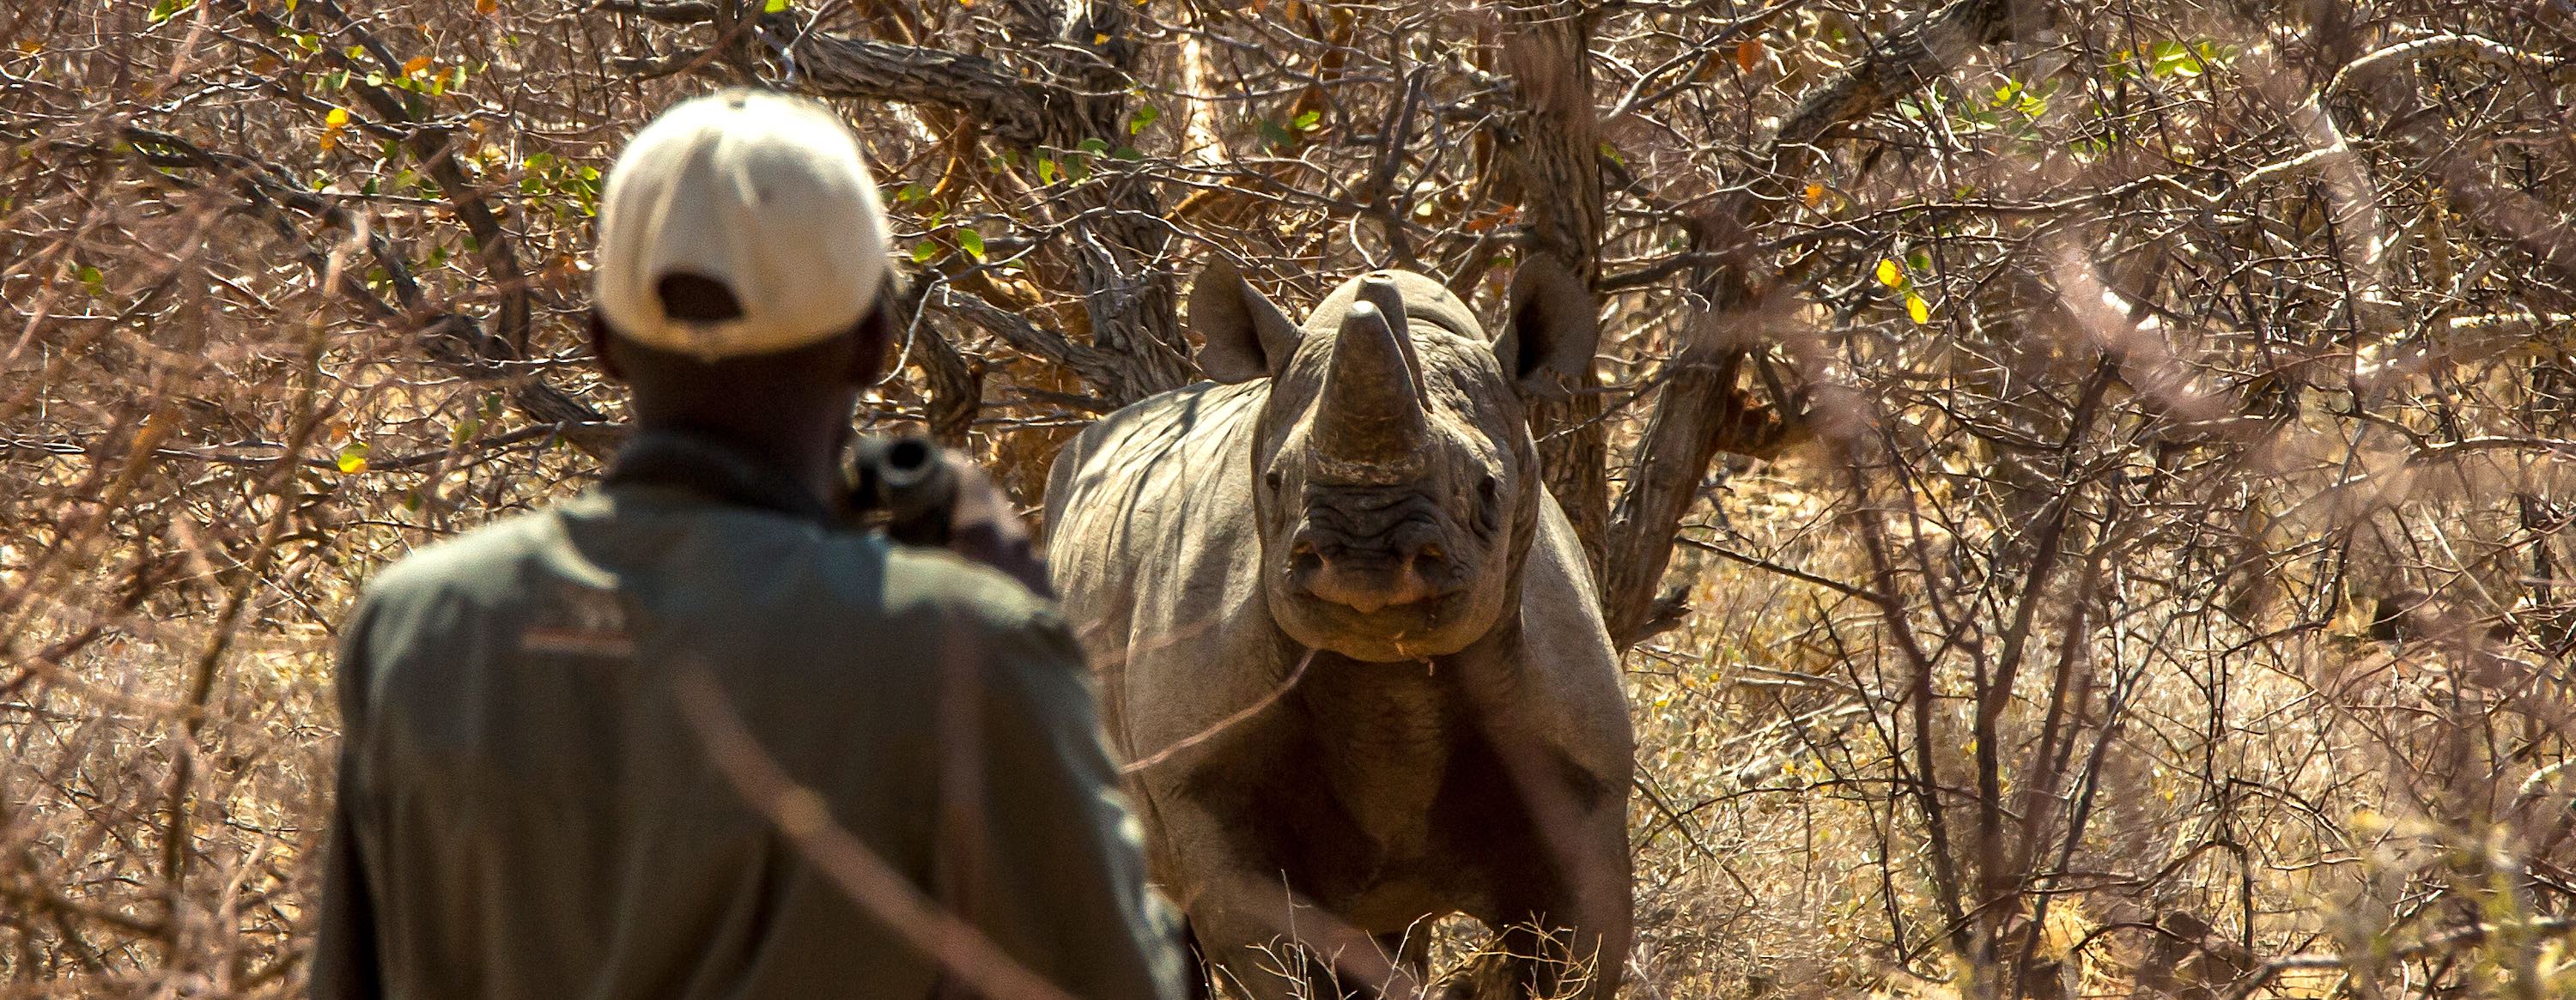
left=1493, top=2, right=1613, bottom=579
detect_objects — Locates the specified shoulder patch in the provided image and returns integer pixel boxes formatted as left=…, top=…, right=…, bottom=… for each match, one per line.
left=519, top=582, right=636, bottom=658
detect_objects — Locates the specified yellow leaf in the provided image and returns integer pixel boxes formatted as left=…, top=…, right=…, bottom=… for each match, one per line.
left=14, top=39, right=40, bottom=55
left=1735, top=39, right=1761, bottom=74
left=1803, top=182, right=1824, bottom=208
left=1094, top=32, right=1110, bottom=44
left=319, top=107, right=349, bottom=151
left=475, top=0, right=497, bottom=13
left=1905, top=291, right=1930, bottom=324
left=1874, top=258, right=1901, bottom=288
left=403, top=54, right=432, bottom=76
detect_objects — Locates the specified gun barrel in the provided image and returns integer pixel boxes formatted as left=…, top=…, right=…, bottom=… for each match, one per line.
left=849, top=434, right=958, bottom=547
left=875, top=437, right=941, bottom=490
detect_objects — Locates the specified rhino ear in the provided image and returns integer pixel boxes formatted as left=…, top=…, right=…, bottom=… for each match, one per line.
left=1494, top=254, right=1601, bottom=396
left=1189, top=260, right=1303, bottom=383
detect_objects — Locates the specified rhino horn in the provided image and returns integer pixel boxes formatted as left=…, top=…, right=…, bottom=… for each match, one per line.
left=1356, top=272, right=1426, bottom=385
left=1311, top=300, right=1428, bottom=472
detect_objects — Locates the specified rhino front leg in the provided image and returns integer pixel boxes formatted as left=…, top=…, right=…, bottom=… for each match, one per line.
left=1447, top=832, right=1631, bottom=1000
left=1451, top=738, right=1632, bottom=1000
left=1179, top=873, right=1420, bottom=1000
left=1153, top=805, right=1423, bottom=1000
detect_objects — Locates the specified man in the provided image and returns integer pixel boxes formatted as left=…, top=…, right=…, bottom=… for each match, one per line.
left=311, top=89, right=1188, bottom=1000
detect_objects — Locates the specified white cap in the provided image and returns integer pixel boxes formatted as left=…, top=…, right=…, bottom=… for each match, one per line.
left=592, top=89, right=890, bottom=361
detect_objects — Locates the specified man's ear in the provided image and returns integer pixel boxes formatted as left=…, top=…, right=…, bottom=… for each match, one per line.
left=1492, top=254, right=1601, bottom=396
left=848, top=293, right=902, bottom=387
left=1189, top=259, right=1302, bottom=383
left=588, top=311, right=626, bottom=382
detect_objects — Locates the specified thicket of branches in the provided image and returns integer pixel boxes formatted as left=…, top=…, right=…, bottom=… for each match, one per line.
left=9, top=0, right=2576, bottom=995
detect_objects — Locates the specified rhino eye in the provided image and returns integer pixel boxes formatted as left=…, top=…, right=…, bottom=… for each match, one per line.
left=1475, top=475, right=1502, bottom=531
left=1265, top=470, right=1285, bottom=494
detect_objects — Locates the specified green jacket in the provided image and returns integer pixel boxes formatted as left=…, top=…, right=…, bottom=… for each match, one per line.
left=310, top=432, right=1188, bottom=1000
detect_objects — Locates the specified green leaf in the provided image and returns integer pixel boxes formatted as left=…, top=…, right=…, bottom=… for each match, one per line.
left=75, top=264, right=105, bottom=296
left=1292, top=109, right=1321, bottom=130
left=896, top=182, right=927, bottom=203
left=1036, top=157, right=1058, bottom=185
left=1127, top=103, right=1159, bottom=135
left=1077, top=136, right=1109, bottom=155
left=911, top=240, right=939, bottom=264
left=324, top=69, right=349, bottom=89
left=1111, top=146, right=1143, bottom=161
left=336, top=443, right=370, bottom=475
left=148, top=0, right=182, bottom=24
left=2148, top=40, right=2203, bottom=78
left=1257, top=119, right=1291, bottom=146
left=763, top=0, right=788, bottom=10
left=957, top=228, right=985, bottom=259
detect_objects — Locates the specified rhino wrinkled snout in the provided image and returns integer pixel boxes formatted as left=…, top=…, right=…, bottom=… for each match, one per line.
left=1290, top=535, right=1450, bottom=615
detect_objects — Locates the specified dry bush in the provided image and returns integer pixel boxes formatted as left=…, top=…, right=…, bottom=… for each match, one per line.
left=9, top=0, right=2576, bottom=997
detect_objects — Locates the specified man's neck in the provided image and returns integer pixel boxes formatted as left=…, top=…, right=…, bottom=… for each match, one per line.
left=630, top=416, right=844, bottom=507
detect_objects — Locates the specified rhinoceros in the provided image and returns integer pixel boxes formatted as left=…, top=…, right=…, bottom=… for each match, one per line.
left=1044, top=261, right=1634, bottom=998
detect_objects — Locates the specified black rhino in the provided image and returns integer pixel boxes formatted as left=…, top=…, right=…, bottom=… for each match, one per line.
left=1045, top=261, right=1633, bottom=998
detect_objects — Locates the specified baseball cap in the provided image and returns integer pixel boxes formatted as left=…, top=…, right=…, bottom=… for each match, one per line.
left=592, top=89, right=890, bottom=361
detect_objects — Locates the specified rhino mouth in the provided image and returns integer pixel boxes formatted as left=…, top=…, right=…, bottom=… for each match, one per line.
left=1285, top=537, right=1463, bottom=615
left=1294, top=589, right=1464, bottom=639
left=1300, top=569, right=1448, bottom=615
left=1303, top=586, right=1459, bottom=617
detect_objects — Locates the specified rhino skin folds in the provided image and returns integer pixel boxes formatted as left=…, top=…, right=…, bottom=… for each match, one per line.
left=1047, top=261, right=1634, bottom=1000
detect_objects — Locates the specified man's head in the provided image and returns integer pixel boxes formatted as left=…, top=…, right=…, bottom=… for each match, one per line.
left=588, top=89, right=899, bottom=438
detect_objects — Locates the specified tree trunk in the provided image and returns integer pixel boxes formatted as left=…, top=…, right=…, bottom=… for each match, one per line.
left=1493, top=3, right=1609, bottom=577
